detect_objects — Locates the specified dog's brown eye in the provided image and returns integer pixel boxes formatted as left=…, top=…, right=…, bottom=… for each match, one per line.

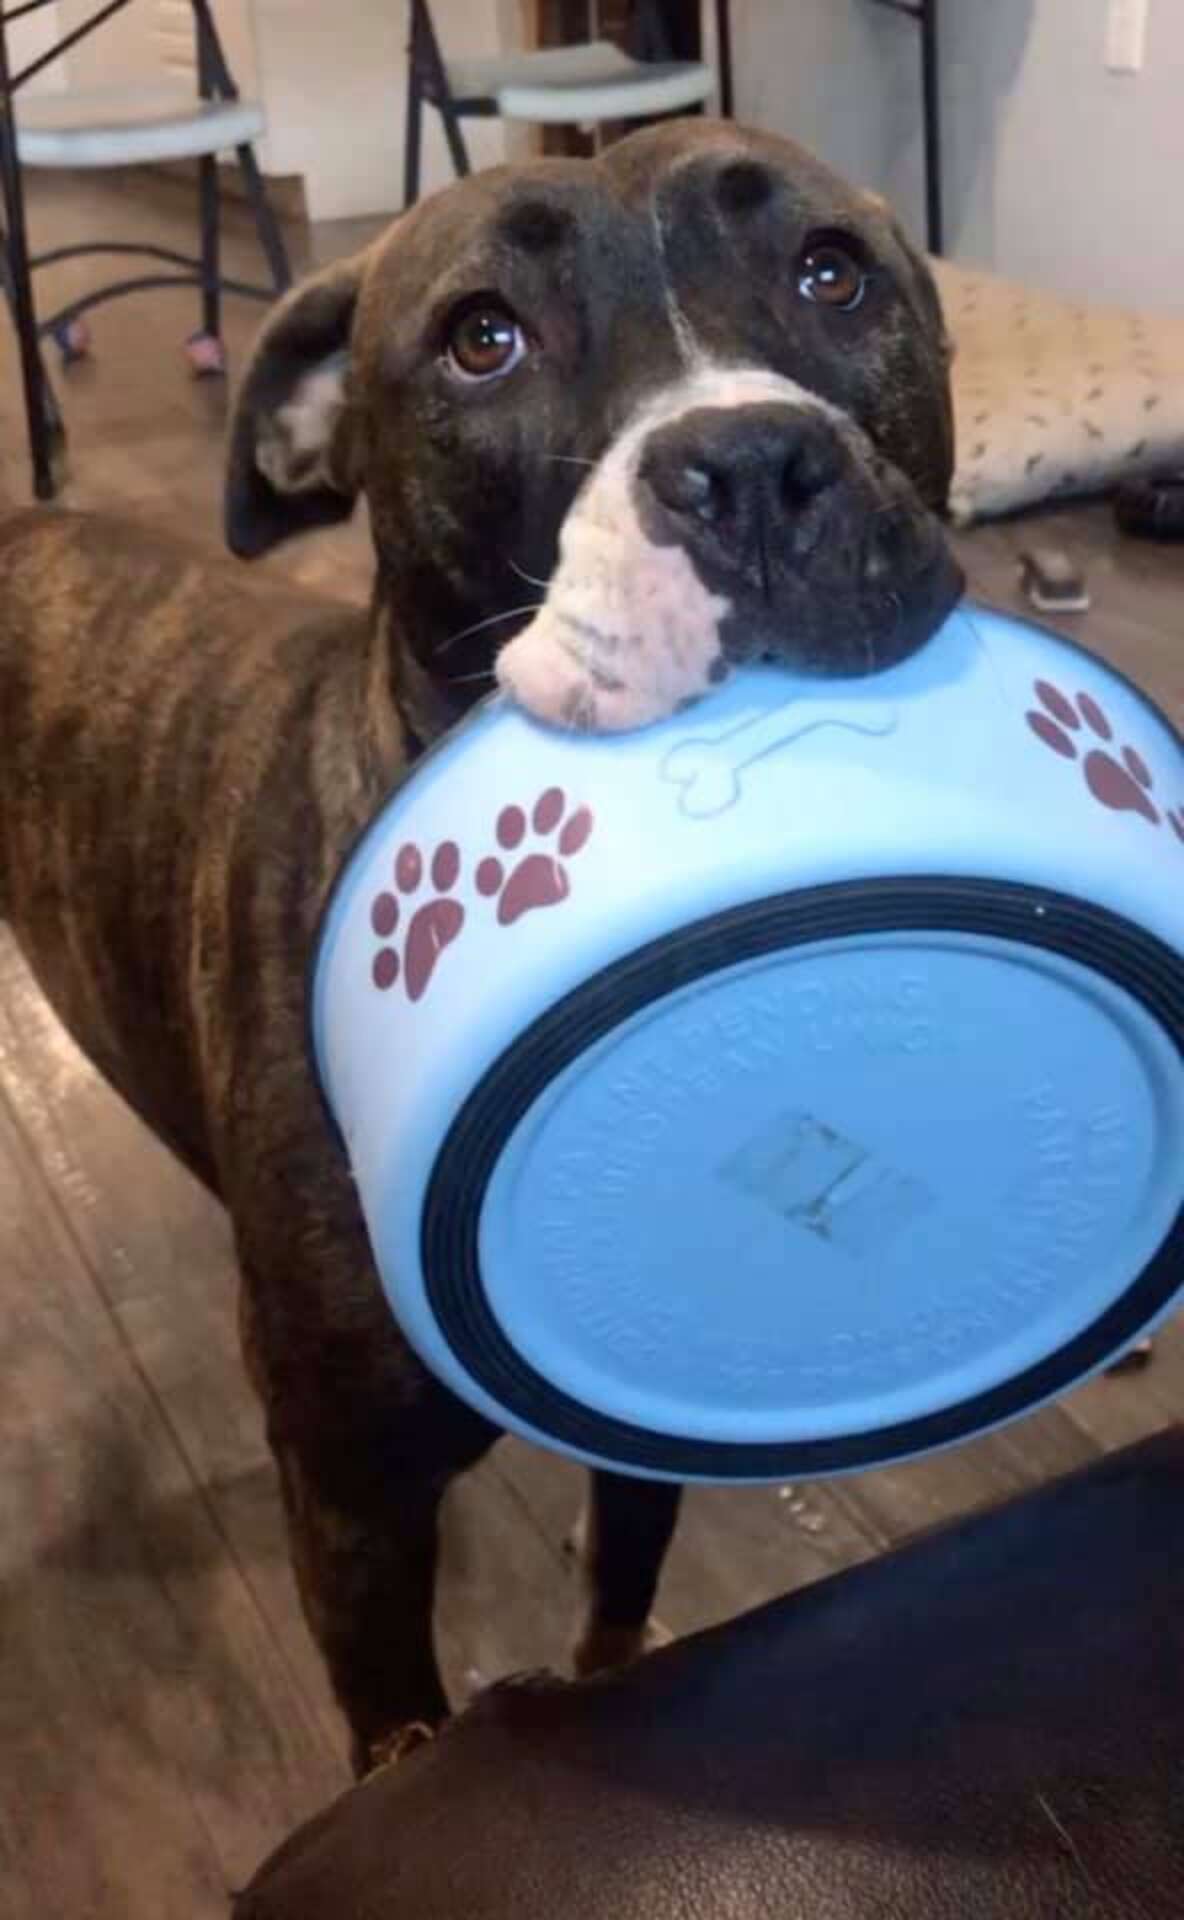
left=797, top=238, right=868, bottom=311
left=446, top=303, right=527, bottom=381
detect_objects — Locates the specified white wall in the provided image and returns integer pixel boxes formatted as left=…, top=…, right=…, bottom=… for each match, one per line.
left=58, top=0, right=259, bottom=93
left=733, top=0, right=1184, bottom=310
left=731, top=0, right=921, bottom=227
left=251, top=0, right=511, bottom=222
left=51, top=0, right=512, bottom=224
left=8, top=0, right=65, bottom=93
left=943, top=0, right=1184, bottom=309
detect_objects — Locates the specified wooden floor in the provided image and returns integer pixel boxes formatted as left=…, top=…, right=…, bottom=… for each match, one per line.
left=2, top=171, right=1183, bottom=1919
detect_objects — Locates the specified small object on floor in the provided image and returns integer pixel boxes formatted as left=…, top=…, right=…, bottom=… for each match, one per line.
left=185, top=329, right=227, bottom=379
left=1114, top=471, right=1184, bottom=541
left=51, top=315, right=91, bottom=366
left=1018, top=547, right=1090, bottom=614
left=1105, top=1337, right=1155, bottom=1376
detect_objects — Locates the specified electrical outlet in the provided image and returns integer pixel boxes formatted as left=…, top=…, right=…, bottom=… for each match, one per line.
left=1106, top=0, right=1149, bottom=73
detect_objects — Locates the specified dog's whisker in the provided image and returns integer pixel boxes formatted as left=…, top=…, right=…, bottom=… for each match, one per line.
left=450, top=665, right=498, bottom=686
left=504, top=554, right=552, bottom=592
left=436, top=602, right=543, bottom=657
left=542, top=454, right=597, bottom=469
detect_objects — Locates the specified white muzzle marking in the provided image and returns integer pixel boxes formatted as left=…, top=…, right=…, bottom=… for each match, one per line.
left=495, top=368, right=847, bottom=734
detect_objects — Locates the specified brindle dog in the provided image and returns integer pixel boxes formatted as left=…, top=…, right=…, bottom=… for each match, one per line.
left=0, top=121, right=961, bottom=1772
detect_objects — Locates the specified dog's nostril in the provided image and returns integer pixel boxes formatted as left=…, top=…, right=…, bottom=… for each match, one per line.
left=677, top=462, right=725, bottom=522
left=645, top=452, right=727, bottom=524
left=641, top=406, right=845, bottom=546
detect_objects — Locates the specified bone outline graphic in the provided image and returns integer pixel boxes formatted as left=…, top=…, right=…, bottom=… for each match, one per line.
left=661, top=694, right=899, bottom=818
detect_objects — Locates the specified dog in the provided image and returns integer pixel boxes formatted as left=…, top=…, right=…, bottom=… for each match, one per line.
left=0, top=120, right=962, bottom=1774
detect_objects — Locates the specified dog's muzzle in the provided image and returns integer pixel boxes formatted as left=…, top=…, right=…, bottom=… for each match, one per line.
left=496, top=370, right=960, bottom=733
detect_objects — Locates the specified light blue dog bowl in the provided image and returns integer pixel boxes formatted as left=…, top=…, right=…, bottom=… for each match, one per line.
left=312, top=603, right=1184, bottom=1481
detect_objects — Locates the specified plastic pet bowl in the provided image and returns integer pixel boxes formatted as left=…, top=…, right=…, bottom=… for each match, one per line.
left=312, top=603, right=1184, bottom=1482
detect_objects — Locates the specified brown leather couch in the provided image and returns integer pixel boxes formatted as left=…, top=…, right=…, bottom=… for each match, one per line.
left=237, top=1431, right=1184, bottom=1918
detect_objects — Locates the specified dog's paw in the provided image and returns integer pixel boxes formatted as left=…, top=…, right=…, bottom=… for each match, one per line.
left=1104, top=1337, right=1154, bottom=1377
left=563, top=1500, right=592, bottom=1570
left=352, top=1718, right=438, bottom=1779
left=573, top=1617, right=671, bottom=1680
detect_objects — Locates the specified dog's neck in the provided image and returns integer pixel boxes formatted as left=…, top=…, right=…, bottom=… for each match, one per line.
left=369, top=598, right=482, bottom=765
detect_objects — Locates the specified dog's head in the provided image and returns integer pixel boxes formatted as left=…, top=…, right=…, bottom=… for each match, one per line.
left=227, top=120, right=962, bottom=733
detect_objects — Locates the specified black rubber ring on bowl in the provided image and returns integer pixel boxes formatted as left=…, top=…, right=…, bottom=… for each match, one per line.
left=421, top=876, right=1184, bottom=1479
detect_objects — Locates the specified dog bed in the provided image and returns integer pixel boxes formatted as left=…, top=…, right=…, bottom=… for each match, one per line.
left=934, top=258, right=1184, bottom=525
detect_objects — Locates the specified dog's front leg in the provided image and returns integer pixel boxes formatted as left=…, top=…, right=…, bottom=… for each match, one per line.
left=237, top=1249, right=496, bottom=1777
left=571, top=1471, right=682, bottom=1676
left=273, top=1438, right=454, bottom=1775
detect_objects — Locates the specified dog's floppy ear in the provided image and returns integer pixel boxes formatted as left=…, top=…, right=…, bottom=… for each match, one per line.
left=225, top=250, right=368, bottom=559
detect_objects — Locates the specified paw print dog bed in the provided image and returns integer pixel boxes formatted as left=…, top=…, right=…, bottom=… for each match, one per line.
left=934, top=259, right=1184, bottom=525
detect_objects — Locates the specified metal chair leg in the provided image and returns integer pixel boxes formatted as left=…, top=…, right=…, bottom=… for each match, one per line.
left=0, top=65, right=59, bottom=499
left=404, top=11, right=422, bottom=208
left=436, top=94, right=472, bottom=180
left=235, top=143, right=292, bottom=294
left=194, top=0, right=222, bottom=333
left=0, top=220, right=63, bottom=451
left=919, top=0, right=943, bottom=254
left=198, top=151, right=221, bottom=335
left=191, top=0, right=290, bottom=295
left=714, top=0, right=735, bottom=118
left=413, top=0, right=472, bottom=183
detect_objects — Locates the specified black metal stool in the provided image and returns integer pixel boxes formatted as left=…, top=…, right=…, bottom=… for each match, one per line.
left=401, top=0, right=716, bottom=211
left=0, top=0, right=291, bottom=500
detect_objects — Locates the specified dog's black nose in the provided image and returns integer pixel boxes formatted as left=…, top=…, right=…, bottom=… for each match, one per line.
left=638, top=403, right=844, bottom=560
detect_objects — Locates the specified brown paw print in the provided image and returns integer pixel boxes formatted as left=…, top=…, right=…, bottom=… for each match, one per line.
left=370, top=840, right=464, bottom=1000
left=1026, top=681, right=1159, bottom=824
left=475, top=788, right=593, bottom=928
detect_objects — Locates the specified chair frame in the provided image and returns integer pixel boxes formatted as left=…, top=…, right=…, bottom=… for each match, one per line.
left=402, top=0, right=734, bottom=212
left=403, top=1, right=940, bottom=252
left=0, top=0, right=292, bottom=500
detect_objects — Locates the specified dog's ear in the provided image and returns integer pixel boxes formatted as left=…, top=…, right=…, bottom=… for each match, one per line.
left=225, top=251, right=368, bottom=559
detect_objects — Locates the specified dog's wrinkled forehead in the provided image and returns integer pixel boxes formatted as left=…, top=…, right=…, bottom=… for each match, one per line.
left=354, top=120, right=939, bottom=399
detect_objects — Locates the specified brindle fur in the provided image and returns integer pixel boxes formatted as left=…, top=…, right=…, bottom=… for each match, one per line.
left=0, top=510, right=680, bottom=1770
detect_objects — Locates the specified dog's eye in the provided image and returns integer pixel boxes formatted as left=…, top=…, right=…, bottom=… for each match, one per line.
left=446, top=303, right=527, bottom=381
left=797, top=236, right=868, bottom=312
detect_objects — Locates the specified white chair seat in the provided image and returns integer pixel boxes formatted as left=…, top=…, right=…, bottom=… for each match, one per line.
left=446, top=39, right=714, bottom=123
left=16, top=85, right=266, bottom=169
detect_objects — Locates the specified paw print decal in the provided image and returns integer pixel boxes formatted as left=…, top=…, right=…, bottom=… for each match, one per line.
left=367, top=789, right=594, bottom=1001
left=476, top=788, right=593, bottom=927
left=370, top=840, right=464, bottom=1000
left=1026, top=681, right=1166, bottom=825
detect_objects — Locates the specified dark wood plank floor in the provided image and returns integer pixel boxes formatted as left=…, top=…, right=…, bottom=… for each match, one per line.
left=2, top=169, right=1182, bottom=1919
